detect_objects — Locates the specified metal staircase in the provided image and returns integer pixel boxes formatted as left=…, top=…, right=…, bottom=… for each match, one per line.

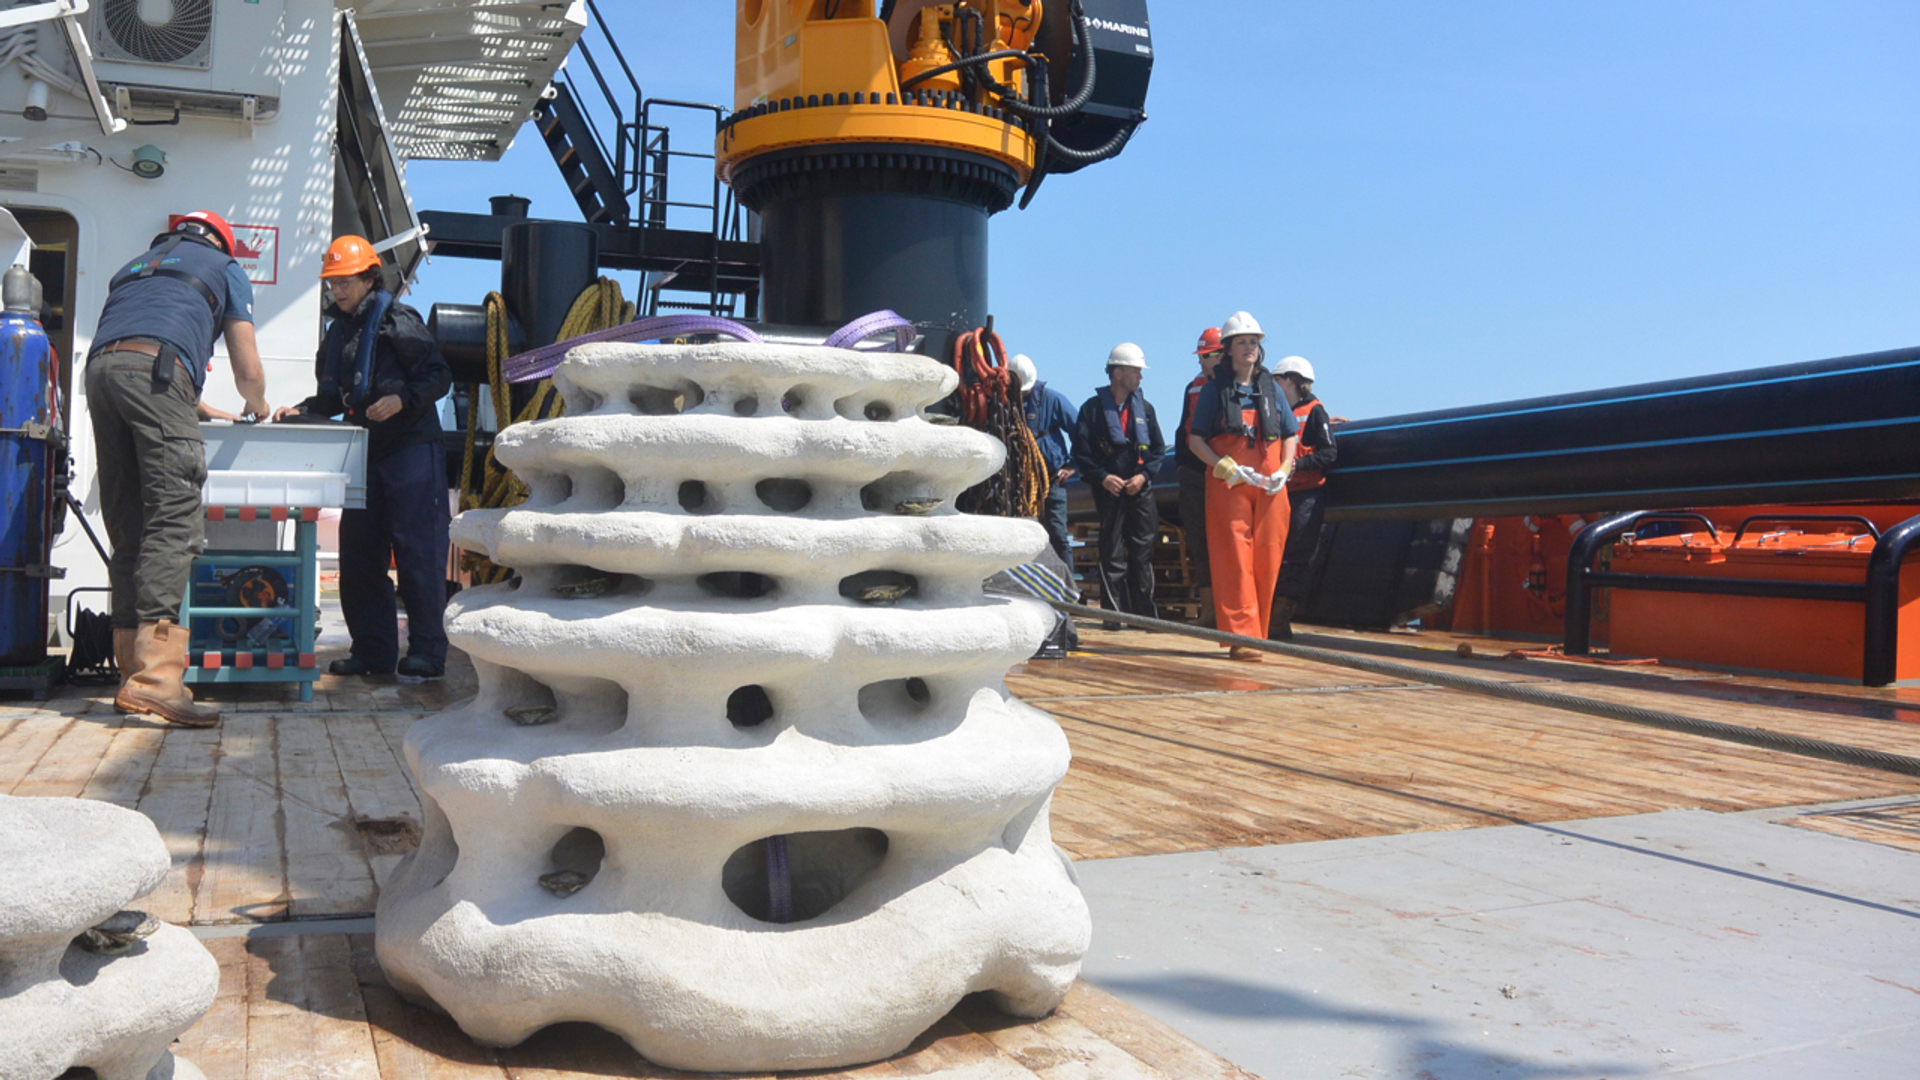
left=532, top=81, right=630, bottom=225
left=543, top=1, right=755, bottom=317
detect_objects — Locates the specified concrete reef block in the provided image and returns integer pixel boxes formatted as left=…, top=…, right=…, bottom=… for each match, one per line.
left=377, top=342, right=1090, bottom=1072
left=0, top=796, right=219, bottom=1080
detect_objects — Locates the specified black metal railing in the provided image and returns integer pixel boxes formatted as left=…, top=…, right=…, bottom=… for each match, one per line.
left=1565, top=510, right=1920, bottom=687
left=542, top=0, right=749, bottom=316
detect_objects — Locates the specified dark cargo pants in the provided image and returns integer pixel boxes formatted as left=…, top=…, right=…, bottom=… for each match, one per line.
left=1091, top=483, right=1159, bottom=620
left=1176, top=465, right=1211, bottom=589
left=339, top=439, right=450, bottom=668
left=85, top=349, right=207, bottom=629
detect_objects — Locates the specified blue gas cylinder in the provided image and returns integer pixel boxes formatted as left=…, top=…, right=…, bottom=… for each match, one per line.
left=0, top=266, right=54, bottom=666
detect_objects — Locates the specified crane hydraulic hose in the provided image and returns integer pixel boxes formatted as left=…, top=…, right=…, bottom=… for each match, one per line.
left=1043, top=120, right=1137, bottom=166
left=1027, top=599, right=1920, bottom=779
left=976, top=0, right=1098, bottom=120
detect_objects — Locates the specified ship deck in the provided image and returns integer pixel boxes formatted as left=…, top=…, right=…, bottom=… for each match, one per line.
left=3, top=621, right=1916, bottom=1078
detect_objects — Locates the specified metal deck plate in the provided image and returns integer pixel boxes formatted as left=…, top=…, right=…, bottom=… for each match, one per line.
left=1077, top=807, right=1920, bottom=1079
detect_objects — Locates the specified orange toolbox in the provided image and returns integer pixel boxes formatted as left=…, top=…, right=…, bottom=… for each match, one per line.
left=1569, top=512, right=1920, bottom=684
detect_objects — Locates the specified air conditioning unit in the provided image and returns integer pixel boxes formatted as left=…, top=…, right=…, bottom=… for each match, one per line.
left=91, top=0, right=214, bottom=70
left=89, top=0, right=284, bottom=109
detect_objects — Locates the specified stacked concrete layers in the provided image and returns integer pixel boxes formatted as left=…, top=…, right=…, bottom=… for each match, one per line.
left=0, top=796, right=219, bottom=1080
left=376, top=342, right=1090, bottom=1073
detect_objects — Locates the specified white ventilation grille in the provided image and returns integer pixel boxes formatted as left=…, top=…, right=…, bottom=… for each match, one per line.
left=92, top=0, right=214, bottom=70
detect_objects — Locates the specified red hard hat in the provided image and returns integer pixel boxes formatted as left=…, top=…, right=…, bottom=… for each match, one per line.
left=173, top=210, right=236, bottom=256
left=1194, top=327, right=1224, bottom=356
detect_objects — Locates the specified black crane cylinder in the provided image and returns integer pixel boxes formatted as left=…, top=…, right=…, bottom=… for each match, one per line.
left=730, top=144, right=1019, bottom=357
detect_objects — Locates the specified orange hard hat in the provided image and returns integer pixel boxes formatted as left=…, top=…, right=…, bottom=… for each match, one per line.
left=173, top=210, right=235, bottom=256
left=1194, top=327, right=1224, bottom=356
left=321, top=235, right=380, bottom=278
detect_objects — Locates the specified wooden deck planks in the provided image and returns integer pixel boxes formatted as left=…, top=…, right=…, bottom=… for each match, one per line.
left=9, top=712, right=123, bottom=798
left=245, top=934, right=384, bottom=1080
left=133, top=722, right=224, bottom=924
left=1784, top=797, right=1920, bottom=853
left=0, top=713, right=77, bottom=793
left=1026, top=630, right=1919, bottom=859
left=175, top=936, right=251, bottom=1080
left=80, top=721, right=168, bottom=809
left=194, top=714, right=289, bottom=924
left=279, top=716, right=381, bottom=918
left=329, top=712, right=426, bottom=891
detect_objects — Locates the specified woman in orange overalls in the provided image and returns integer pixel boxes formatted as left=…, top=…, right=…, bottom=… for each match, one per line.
left=1184, top=312, right=1300, bottom=660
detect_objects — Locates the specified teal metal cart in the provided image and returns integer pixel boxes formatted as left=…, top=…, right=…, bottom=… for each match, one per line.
left=182, top=505, right=323, bottom=702
left=183, top=422, right=367, bottom=703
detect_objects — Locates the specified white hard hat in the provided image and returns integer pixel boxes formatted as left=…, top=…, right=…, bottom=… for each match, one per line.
left=1107, top=342, right=1147, bottom=370
left=1009, top=353, right=1037, bottom=391
left=1220, top=311, right=1264, bottom=342
left=1273, top=355, right=1315, bottom=382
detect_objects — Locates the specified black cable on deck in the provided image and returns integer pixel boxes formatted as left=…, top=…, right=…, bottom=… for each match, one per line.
left=1032, top=599, right=1920, bottom=779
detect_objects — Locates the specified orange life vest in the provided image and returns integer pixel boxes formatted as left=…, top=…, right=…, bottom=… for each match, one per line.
left=1289, top=399, right=1326, bottom=491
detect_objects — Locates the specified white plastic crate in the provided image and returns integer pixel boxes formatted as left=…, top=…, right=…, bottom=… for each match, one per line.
left=200, top=422, right=369, bottom=508
left=201, top=470, right=350, bottom=509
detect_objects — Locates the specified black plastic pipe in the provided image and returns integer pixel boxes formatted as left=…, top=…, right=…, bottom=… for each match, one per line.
left=1326, top=346, right=1920, bottom=521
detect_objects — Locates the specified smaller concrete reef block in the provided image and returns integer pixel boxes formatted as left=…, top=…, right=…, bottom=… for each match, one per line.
left=0, top=795, right=220, bottom=1080
left=377, top=341, right=1091, bottom=1072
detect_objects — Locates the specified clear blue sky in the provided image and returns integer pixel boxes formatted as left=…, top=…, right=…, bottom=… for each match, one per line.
left=405, top=2, right=1919, bottom=422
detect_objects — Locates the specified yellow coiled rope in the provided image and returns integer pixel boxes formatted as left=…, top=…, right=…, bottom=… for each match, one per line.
left=459, top=277, right=634, bottom=583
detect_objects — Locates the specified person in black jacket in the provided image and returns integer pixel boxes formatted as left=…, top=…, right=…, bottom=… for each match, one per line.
left=1271, top=356, right=1337, bottom=640
left=274, top=236, right=452, bottom=680
left=1071, top=343, right=1166, bottom=625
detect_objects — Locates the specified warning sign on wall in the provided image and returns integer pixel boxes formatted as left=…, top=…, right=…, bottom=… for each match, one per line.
left=229, top=224, right=278, bottom=285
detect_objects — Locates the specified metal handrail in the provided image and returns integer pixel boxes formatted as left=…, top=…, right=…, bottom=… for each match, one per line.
left=1730, top=514, right=1880, bottom=547
left=1567, top=509, right=1920, bottom=687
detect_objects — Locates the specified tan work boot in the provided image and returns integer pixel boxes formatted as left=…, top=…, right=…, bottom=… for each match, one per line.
left=112, top=627, right=141, bottom=713
left=115, top=621, right=219, bottom=728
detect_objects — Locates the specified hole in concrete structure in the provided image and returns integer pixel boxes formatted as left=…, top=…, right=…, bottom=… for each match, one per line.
left=780, top=387, right=807, bottom=414
left=526, top=472, right=570, bottom=508
left=839, top=569, right=919, bottom=605
left=571, top=389, right=604, bottom=412
left=699, top=571, right=777, bottom=600
left=540, top=827, right=605, bottom=897
left=55, top=1068, right=98, bottom=1080
left=834, top=393, right=898, bottom=422
left=678, top=480, right=712, bottom=514
left=550, top=569, right=647, bottom=601
left=755, top=478, right=813, bottom=512
left=501, top=674, right=559, bottom=727
left=631, top=381, right=705, bottom=415
left=857, top=677, right=933, bottom=721
left=548, top=677, right=632, bottom=736
left=733, top=394, right=760, bottom=417
left=722, top=828, right=890, bottom=923
left=727, top=684, right=775, bottom=728
left=863, top=473, right=941, bottom=516
left=567, top=465, right=626, bottom=511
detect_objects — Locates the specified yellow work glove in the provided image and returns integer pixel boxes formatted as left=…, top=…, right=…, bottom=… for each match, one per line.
left=1212, top=456, right=1240, bottom=482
